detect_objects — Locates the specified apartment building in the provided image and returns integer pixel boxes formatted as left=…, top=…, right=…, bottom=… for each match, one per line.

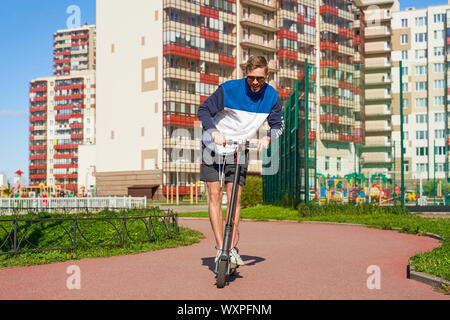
left=355, top=0, right=399, bottom=178
left=53, top=25, right=96, bottom=76
left=29, top=72, right=96, bottom=192
left=29, top=26, right=97, bottom=193
left=95, top=0, right=367, bottom=198
left=391, top=4, right=450, bottom=185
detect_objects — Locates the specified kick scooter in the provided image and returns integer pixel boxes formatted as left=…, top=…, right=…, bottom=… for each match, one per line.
left=215, top=139, right=249, bottom=288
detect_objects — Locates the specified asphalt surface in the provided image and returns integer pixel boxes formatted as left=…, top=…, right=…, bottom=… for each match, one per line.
left=0, top=218, right=447, bottom=300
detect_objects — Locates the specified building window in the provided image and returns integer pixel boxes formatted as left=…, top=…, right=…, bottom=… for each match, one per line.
left=415, top=82, right=427, bottom=91
left=416, top=130, right=428, bottom=140
left=415, top=33, right=427, bottom=42
left=337, top=157, right=341, bottom=172
left=401, top=18, right=408, bottom=27
left=325, top=156, right=329, bottom=171
left=435, top=129, right=445, bottom=138
left=415, top=49, right=427, bottom=59
left=435, top=112, right=445, bottom=122
left=434, top=47, right=445, bottom=56
left=434, top=63, right=444, bottom=73
left=401, top=50, right=408, bottom=59
left=416, top=163, right=428, bottom=172
left=434, top=13, right=445, bottom=23
left=434, top=96, right=445, bottom=106
left=434, top=79, right=445, bottom=89
left=401, top=66, right=409, bottom=75
left=415, top=16, right=427, bottom=27
left=401, top=34, right=408, bottom=44
left=415, top=65, right=427, bottom=75
left=416, top=147, right=428, bottom=156
left=415, top=98, right=427, bottom=108
left=402, top=99, right=408, bottom=109
left=416, top=114, right=428, bottom=123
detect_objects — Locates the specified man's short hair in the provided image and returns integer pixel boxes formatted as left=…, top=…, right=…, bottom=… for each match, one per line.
left=245, top=55, right=268, bottom=75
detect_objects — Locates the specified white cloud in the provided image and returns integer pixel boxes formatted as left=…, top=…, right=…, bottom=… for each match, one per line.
left=0, top=110, right=28, bottom=118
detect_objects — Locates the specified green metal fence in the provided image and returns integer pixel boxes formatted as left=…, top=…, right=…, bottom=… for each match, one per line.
left=263, top=60, right=315, bottom=207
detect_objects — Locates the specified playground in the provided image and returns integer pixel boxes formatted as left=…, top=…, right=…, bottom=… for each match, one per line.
left=314, top=172, right=423, bottom=206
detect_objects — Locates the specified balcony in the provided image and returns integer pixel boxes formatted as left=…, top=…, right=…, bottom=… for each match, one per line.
left=30, top=96, right=47, bottom=103
left=240, top=36, right=276, bottom=52
left=364, top=26, right=391, bottom=39
left=29, top=154, right=46, bottom=161
left=29, top=165, right=46, bottom=170
left=54, top=94, right=84, bottom=101
left=30, top=174, right=46, bottom=180
left=54, top=174, right=78, bottom=180
left=30, top=116, right=46, bottom=122
left=365, top=120, right=391, bottom=132
left=54, top=154, right=78, bottom=159
left=54, top=144, right=78, bottom=150
left=54, top=164, right=78, bottom=169
left=365, top=57, right=391, bottom=69
left=365, top=136, right=391, bottom=147
left=30, top=106, right=47, bottom=113
left=365, top=41, right=391, bottom=54
left=365, top=104, right=391, bottom=117
left=241, top=0, right=276, bottom=12
left=29, top=86, right=47, bottom=93
left=362, top=152, right=391, bottom=163
left=241, top=15, right=278, bottom=33
left=365, top=88, right=391, bottom=100
left=365, top=73, right=391, bottom=85
left=29, top=145, right=47, bottom=151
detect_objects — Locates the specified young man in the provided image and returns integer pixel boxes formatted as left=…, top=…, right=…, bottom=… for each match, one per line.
left=197, top=56, right=284, bottom=266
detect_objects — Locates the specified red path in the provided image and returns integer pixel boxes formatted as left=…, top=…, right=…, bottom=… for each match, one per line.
left=0, top=219, right=448, bottom=300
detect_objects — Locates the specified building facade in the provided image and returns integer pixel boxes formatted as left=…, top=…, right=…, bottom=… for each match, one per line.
left=29, top=25, right=97, bottom=193
left=356, top=0, right=399, bottom=178
left=94, top=0, right=368, bottom=198
left=392, top=4, right=450, bottom=186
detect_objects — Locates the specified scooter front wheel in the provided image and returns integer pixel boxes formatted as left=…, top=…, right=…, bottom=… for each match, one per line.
left=216, top=259, right=228, bottom=288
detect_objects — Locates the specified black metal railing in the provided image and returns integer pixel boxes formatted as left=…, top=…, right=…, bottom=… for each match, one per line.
left=0, top=208, right=179, bottom=255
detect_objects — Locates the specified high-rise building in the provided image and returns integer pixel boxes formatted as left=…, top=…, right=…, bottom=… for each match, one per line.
left=29, top=72, right=96, bottom=191
left=53, top=25, right=97, bottom=76
left=95, top=0, right=366, bottom=199
left=28, top=26, right=96, bottom=193
left=356, top=0, right=399, bottom=178
left=392, top=4, right=450, bottom=186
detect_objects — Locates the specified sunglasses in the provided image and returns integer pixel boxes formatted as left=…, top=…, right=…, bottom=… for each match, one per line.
left=247, top=76, right=265, bottom=82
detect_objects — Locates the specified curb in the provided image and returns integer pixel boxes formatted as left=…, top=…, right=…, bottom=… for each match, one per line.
left=179, top=216, right=449, bottom=289
left=407, top=262, right=450, bottom=288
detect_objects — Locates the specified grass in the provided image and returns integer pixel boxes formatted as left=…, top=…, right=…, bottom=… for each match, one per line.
left=180, top=203, right=450, bottom=284
left=0, top=209, right=205, bottom=269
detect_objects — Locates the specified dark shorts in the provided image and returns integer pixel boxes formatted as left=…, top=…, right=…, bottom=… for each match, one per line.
left=200, top=143, right=249, bottom=186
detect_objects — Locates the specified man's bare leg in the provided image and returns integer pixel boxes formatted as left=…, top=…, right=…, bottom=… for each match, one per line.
left=225, top=182, right=242, bottom=248
left=207, top=181, right=224, bottom=249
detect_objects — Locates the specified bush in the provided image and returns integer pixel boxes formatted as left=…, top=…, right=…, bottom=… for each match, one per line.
left=241, top=175, right=263, bottom=207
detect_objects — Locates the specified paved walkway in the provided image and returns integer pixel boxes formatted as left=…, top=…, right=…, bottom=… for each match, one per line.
left=0, top=219, right=447, bottom=300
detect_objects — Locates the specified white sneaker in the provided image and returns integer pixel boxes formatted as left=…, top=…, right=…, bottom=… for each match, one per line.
left=230, top=247, right=244, bottom=266
left=215, top=249, right=223, bottom=263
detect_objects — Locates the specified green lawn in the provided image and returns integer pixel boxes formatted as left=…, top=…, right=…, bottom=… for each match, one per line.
left=0, top=209, right=205, bottom=269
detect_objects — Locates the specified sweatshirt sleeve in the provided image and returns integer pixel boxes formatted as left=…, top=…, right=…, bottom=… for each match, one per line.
left=197, top=86, right=225, bottom=132
left=267, top=97, right=284, bottom=139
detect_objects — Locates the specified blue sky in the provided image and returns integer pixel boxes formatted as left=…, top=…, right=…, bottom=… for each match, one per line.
left=0, top=0, right=95, bottom=183
left=0, top=0, right=448, bottom=184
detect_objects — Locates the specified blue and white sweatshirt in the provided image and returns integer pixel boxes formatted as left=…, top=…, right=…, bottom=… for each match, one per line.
left=197, top=78, right=284, bottom=155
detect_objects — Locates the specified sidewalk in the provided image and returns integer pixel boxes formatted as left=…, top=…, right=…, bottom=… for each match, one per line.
left=0, top=219, right=447, bottom=300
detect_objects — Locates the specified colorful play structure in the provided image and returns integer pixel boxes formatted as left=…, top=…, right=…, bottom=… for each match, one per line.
left=315, top=172, right=416, bottom=205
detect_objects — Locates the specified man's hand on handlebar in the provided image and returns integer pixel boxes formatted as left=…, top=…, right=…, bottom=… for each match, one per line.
left=211, top=130, right=226, bottom=147
left=257, top=136, right=271, bottom=152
